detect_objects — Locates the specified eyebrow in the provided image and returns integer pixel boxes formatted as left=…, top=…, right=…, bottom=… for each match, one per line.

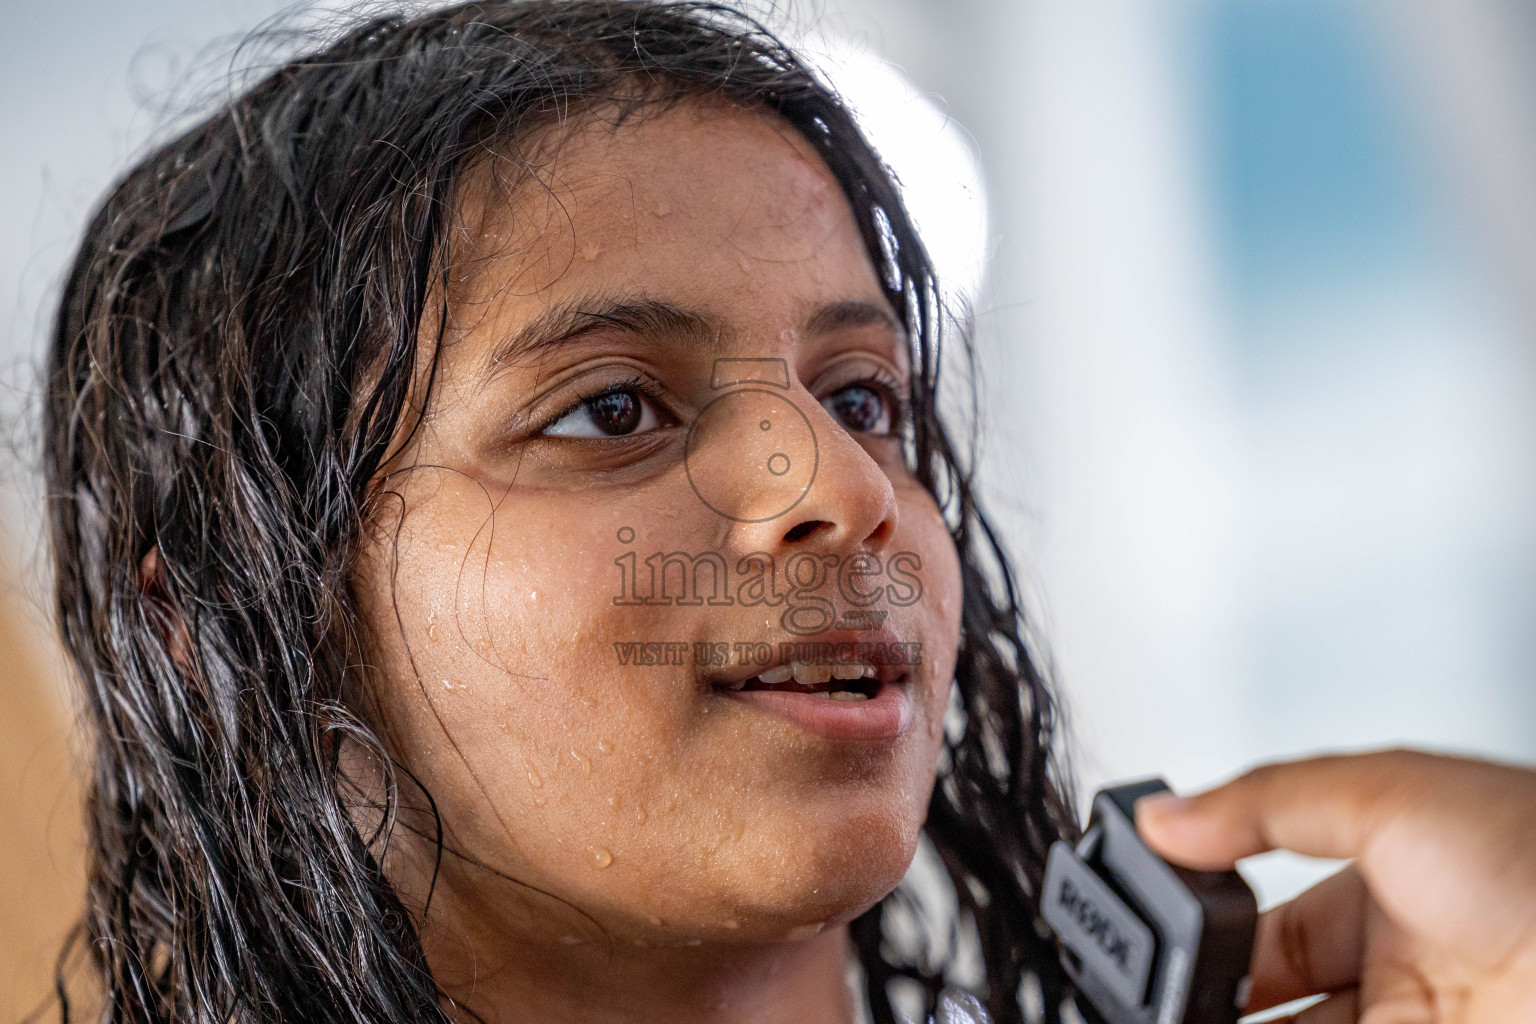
left=482, top=297, right=724, bottom=378
left=481, top=295, right=905, bottom=381
left=804, top=299, right=905, bottom=339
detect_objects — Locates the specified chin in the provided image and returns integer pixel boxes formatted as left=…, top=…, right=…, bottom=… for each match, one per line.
left=713, top=800, right=924, bottom=935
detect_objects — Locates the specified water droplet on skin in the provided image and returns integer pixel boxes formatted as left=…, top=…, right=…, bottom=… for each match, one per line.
left=722, top=919, right=740, bottom=930
left=589, top=846, right=613, bottom=869
left=528, top=590, right=538, bottom=601
left=441, top=679, right=453, bottom=689
left=527, top=768, right=542, bottom=789
left=646, top=914, right=663, bottom=927
left=532, top=795, right=547, bottom=808
left=634, top=806, right=648, bottom=825
left=596, top=738, right=613, bottom=754
left=607, top=793, right=620, bottom=809
left=571, top=749, right=591, bottom=775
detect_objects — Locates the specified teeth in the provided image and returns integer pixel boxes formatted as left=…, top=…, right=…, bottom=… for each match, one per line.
left=831, top=664, right=866, bottom=680
left=757, top=664, right=793, bottom=685
left=791, top=660, right=832, bottom=686
left=829, top=691, right=870, bottom=701
left=862, top=665, right=877, bottom=679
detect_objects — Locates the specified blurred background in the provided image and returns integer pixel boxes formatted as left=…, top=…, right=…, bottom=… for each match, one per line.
left=4, top=0, right=1536, bottom=1014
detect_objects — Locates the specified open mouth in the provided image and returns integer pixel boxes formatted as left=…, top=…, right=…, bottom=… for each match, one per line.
left=713, top=660, right=887, bottom=701
left=708, top=654, right=913, bottom=740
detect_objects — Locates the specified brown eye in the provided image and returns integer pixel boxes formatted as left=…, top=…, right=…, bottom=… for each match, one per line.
left=587, top=391, right=641, bottom=435
left=824, top=383, right=892, bottom=435
left=542, top=388, right=663, bottom=438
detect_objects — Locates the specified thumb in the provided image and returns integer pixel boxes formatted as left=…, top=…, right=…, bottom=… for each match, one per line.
left=1133, top=749, right=1536, bottom=969
left=1132, top=751, right=1414, bottom=870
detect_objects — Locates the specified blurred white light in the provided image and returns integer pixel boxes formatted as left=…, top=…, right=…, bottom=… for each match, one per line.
left=796, top=33, right=990, bottom=307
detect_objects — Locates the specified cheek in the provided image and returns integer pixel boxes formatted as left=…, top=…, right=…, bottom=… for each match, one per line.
left=892, top=480, right=964, bottom=731
left=352, top=478, right=654, bottom=851
left=353, top=476, right=762, bottom=923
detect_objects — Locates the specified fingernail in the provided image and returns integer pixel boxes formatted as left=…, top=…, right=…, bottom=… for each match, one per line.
left=1136, top=791, right=1191, bottom=818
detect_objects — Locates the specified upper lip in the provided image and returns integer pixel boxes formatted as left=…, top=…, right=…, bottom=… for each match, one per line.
left=704, top=627, right=915, bottom=692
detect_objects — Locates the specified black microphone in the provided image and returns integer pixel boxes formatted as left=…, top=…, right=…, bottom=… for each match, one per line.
left=1041, top=778, right=1259, bottom=1024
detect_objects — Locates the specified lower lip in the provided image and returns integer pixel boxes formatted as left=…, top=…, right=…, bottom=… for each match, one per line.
left=714, top=679, right=912, bottom=741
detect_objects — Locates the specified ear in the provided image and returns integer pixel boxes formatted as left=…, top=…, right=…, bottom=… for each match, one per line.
left=138, top=546, right=195, bottom=674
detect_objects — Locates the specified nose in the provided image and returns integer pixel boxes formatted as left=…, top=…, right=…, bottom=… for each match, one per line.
left=728, top=389, right=900, bottom=559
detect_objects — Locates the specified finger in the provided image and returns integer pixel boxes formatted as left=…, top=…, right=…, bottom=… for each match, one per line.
left=1279, top=988, right=1359, bottom=1024
left=1134, top=751, right=1420, bottom=868
left=1135, top=749, right=1536, bottom=968
left=1245, top=865, right=1369, bottom=1014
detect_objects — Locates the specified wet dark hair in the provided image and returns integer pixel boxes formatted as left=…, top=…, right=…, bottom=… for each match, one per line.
left=42, top=2, right=1080, bottom=1022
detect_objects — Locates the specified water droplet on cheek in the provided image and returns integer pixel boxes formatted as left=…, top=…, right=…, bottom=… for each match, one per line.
left=532, top=796, right=547, bottom=808
left=634, top=806, right=648, bottom=825
left=571, top=749, right=591, bottom=775
left=527, top=768, right=542, bottom=789
left=589, top=846, right=613, bottom=869
left=596, top=738, right=613, bottom=754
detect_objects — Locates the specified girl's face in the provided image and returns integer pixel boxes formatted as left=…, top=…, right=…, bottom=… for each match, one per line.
left=352, top=99, right=962, bottom=954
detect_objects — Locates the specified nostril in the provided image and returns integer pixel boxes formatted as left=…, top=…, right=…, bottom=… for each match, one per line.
left=782, top=519, right=830, bottom=543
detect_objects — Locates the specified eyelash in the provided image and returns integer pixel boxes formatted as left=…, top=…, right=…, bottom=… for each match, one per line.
left=533, top=367, right=911, bottom=437
left=534, top=373, right=670, bottom=436
left=841, top=365, right=911, bottom=433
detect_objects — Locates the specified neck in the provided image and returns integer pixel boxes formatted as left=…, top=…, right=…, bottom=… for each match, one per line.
left=423, top=898, right=860, bottom=1024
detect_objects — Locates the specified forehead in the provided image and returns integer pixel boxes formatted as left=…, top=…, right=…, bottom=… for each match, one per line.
left=441, top=97, right=890, bottom=347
